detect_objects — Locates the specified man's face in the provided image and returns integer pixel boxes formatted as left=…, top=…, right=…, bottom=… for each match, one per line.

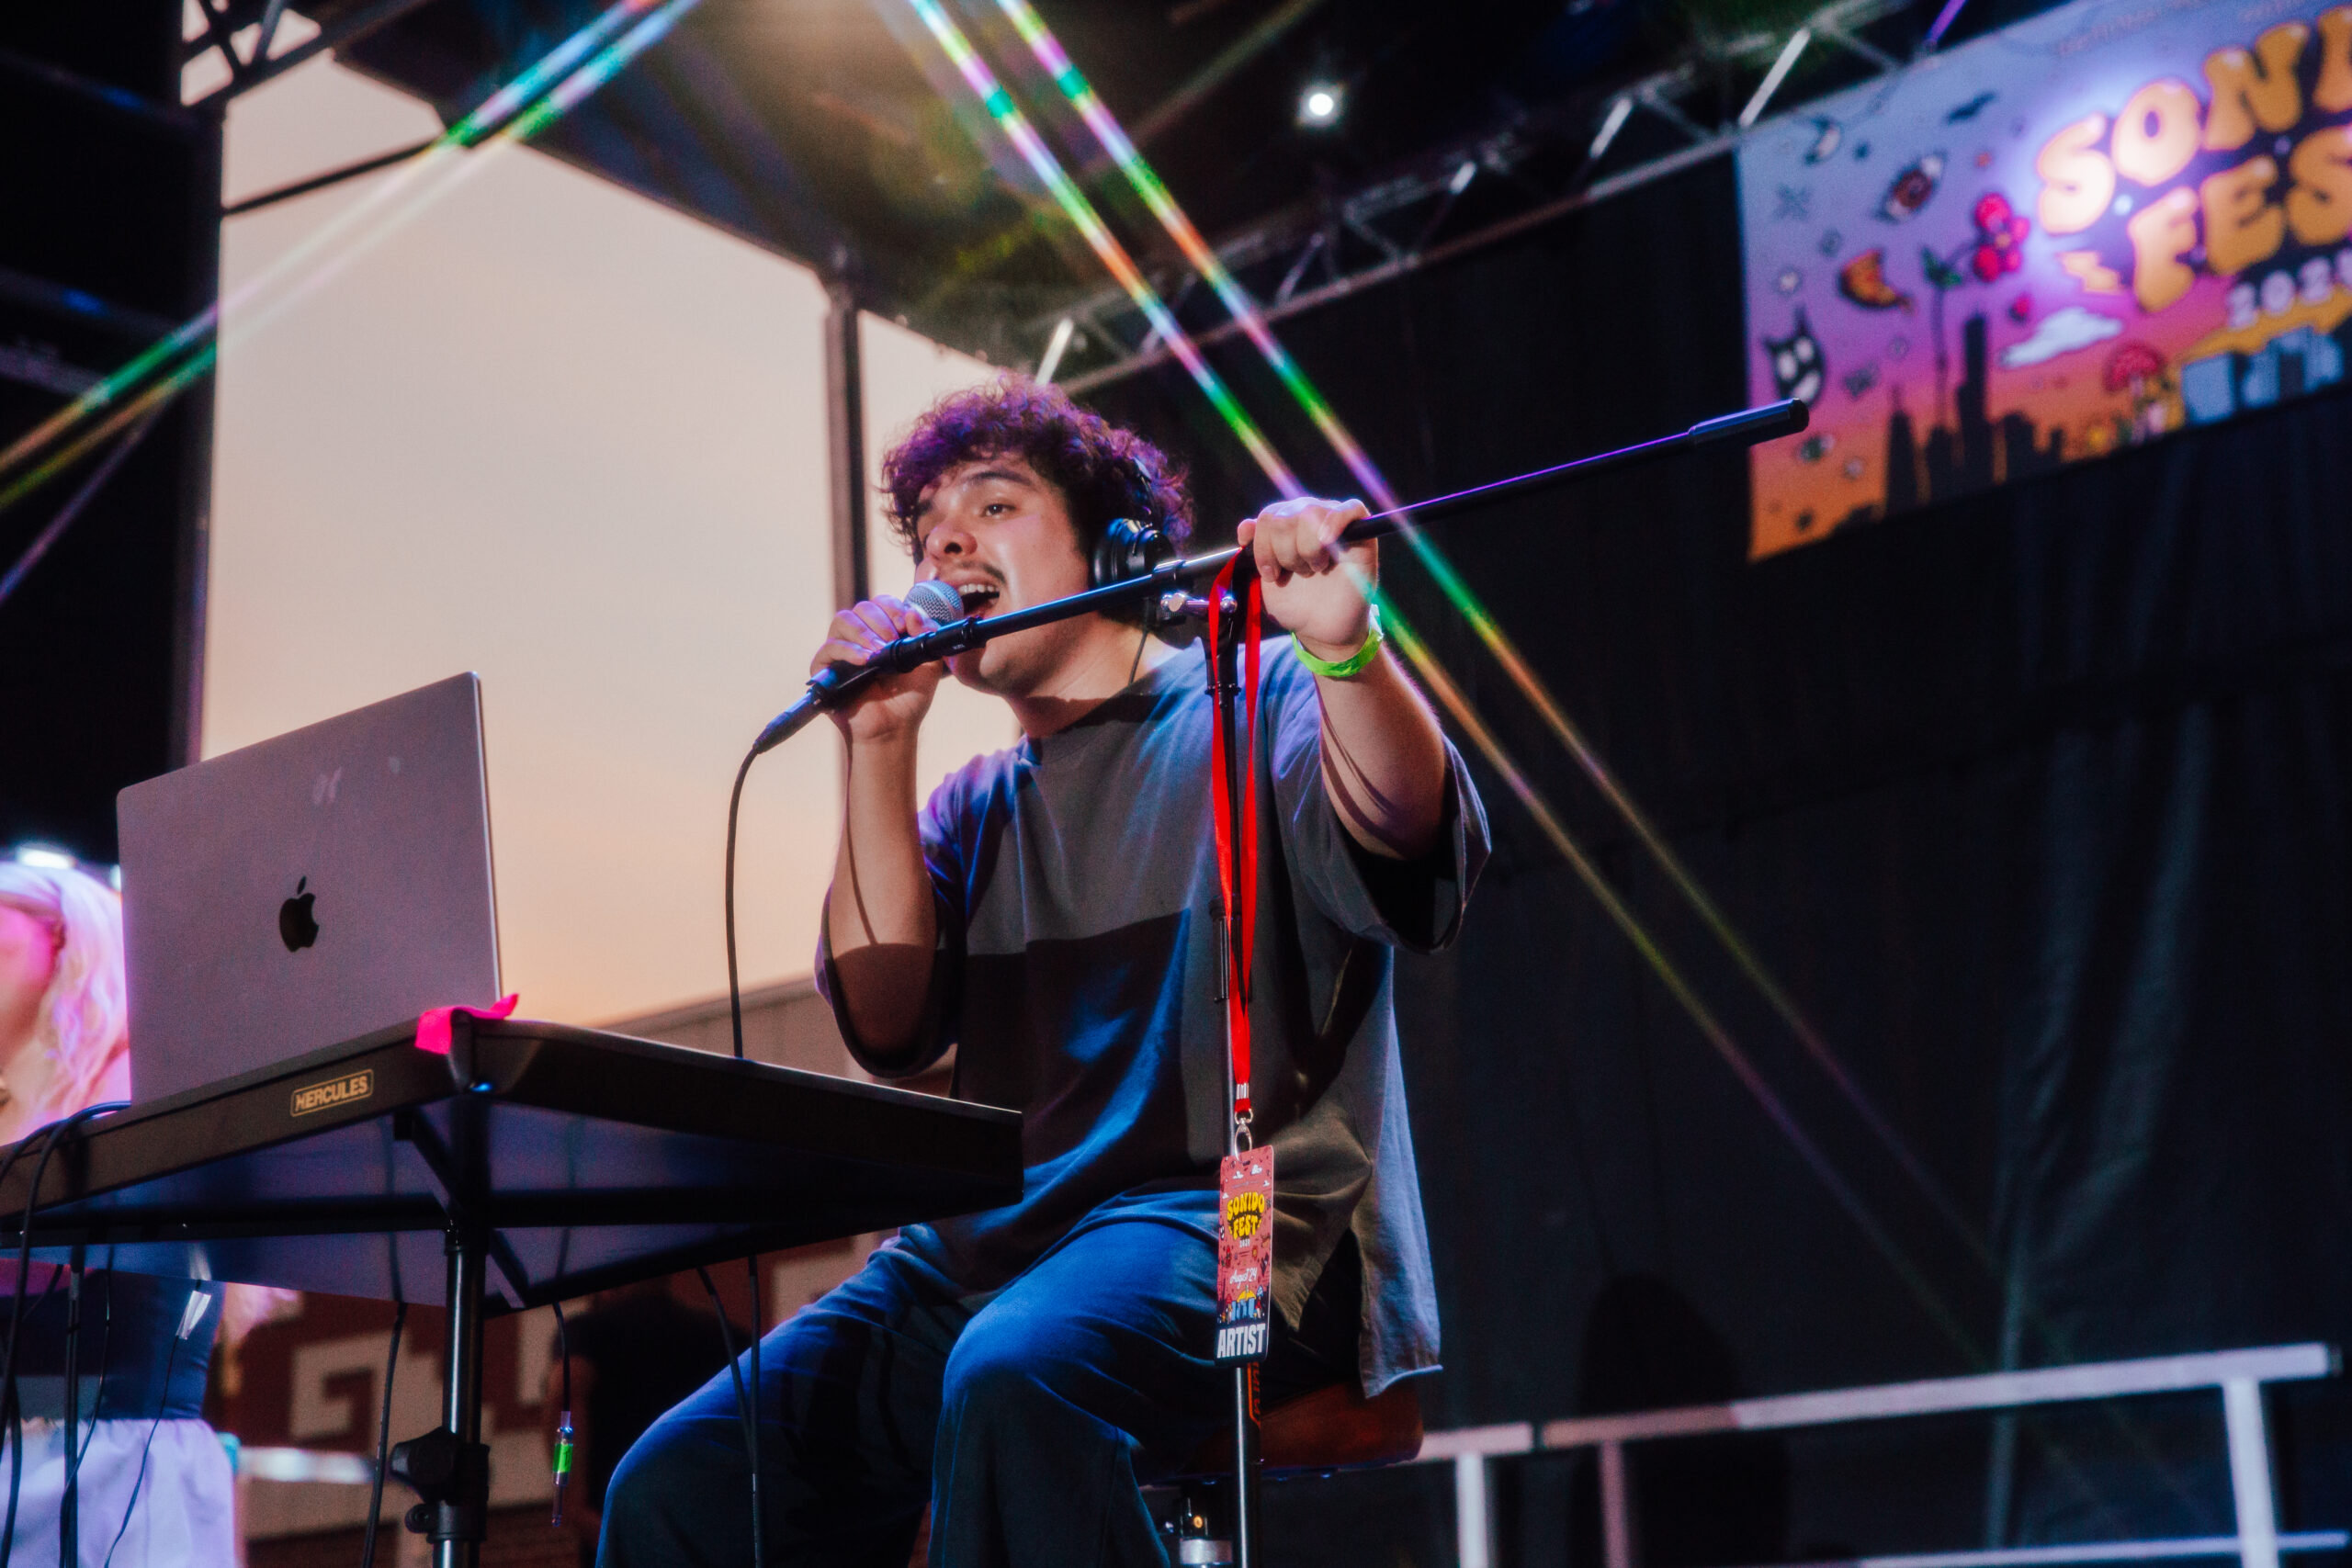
left=912, top=455, right=1102, bottom=694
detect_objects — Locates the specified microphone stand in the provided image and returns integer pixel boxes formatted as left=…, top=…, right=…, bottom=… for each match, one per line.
left=1207, top=597, right=1262, bottom=1568
left=747, top=398, right=1807, bottom=754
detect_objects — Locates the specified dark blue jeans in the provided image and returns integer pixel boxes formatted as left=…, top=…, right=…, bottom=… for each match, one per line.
left=599, top=1220, right=1306, bottom=1568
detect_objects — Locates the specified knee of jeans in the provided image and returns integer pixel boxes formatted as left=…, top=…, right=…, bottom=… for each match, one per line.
left=940, top=1314, right=1069, bottom=1417
left=601, top=1427, right=663, bottom=1524
left=602, top=1404, right=721, bottom=1522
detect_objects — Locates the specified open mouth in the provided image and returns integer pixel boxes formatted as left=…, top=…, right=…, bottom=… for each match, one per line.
left=954, top=581, right=1002, bottom=616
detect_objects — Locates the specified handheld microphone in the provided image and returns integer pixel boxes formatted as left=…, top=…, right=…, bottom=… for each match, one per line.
left=752, top=580, right=972, bottom=754
left=893, top=580, right=970, bottom=638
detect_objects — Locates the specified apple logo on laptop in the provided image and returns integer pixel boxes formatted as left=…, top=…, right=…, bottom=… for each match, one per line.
left=279, top=876, right=320, bottom=953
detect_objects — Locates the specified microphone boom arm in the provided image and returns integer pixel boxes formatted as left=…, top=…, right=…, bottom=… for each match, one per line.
left=751, top=397, right=1806, bottom=754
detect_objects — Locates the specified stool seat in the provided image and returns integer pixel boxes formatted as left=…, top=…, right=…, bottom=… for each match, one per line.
left=1180, top=1378, right=1424, bottom=1477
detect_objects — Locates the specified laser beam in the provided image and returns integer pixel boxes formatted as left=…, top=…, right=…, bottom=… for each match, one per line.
left=901, top=0, right=1300, bottom=496
left=0, top=0, right=688, bottom=503
left=991, top=0, right=1995, bottom=1274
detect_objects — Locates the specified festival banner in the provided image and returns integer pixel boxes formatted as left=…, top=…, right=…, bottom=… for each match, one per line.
left=1739, top=0, right=2352, bottom=557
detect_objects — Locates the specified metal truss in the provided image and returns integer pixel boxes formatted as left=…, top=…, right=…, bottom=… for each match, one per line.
left=1052, top=0, right=1917, bottom=396
left=180, top=0, right=441, bottom=109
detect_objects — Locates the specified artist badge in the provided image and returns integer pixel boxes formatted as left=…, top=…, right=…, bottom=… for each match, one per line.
left=1215, top=1145, right=1274, bottom=1364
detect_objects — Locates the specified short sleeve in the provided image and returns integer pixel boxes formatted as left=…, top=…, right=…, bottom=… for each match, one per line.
left=1261, top=641, right=1489, bottom=952
left=815, top=763, right=973, bottom=1077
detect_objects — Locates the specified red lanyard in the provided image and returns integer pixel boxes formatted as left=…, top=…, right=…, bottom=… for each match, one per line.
left=1206, top=558, right=1265, bottom=1132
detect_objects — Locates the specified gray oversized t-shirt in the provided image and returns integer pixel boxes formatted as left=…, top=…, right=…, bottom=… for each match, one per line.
left=819, top=637, right=1488, bottom=1395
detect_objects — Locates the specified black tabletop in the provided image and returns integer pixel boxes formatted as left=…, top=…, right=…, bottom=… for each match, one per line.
left=0, top=1016, right=1022, bottom=1311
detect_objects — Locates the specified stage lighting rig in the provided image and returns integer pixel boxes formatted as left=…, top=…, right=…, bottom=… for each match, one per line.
left=1297, top=80, right=1344, bottom=127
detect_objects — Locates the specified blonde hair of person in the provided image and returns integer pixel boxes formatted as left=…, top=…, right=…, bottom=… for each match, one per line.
left=0, top=862, right=130, bottom=1125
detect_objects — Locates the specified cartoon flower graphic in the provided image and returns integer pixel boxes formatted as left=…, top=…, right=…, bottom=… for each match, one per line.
left=1970, top=192, right=2030, bottom=282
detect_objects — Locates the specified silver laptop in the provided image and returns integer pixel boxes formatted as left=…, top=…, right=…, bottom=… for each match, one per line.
left=118, top=673, right=502, bottom=1103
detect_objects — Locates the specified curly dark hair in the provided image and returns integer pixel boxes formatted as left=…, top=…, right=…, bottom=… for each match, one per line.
left=878, top=374, right=1193, bottom=569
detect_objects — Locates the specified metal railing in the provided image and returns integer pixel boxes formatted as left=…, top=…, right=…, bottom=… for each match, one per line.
left=1416, top=1343, right=2344, bottom=1568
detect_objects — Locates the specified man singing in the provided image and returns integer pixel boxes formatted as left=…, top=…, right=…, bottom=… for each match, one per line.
left=602, top=377, right=1487, bottom=1566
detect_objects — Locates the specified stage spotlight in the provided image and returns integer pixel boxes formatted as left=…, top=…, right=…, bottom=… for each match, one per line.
left=11, top=843, right=74, bottom=870
left=1297, top=82, right=1343, bottom=128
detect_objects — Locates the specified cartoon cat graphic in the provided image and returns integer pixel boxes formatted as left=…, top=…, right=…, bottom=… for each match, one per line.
left=1763, top=309, right=1826, bottom=405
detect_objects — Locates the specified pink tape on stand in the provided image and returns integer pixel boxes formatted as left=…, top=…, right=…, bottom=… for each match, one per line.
left=413, top=994, right=519, bottom=1055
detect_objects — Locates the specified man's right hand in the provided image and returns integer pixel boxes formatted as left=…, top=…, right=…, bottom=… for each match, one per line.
left=820, top=593, right=946, bottom=1063
left=813, top=594, right=947, bottom=743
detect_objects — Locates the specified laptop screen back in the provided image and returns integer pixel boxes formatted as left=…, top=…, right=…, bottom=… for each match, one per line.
left=118, top=673, right=501, bottom=1104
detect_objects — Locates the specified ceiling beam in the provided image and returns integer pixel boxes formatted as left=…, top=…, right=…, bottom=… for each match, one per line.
left=1046, top=0, right=1915, bottom=393
left=185, top=0, right=444, bottom=108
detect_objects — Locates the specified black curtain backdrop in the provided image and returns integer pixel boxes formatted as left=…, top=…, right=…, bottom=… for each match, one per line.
left=0, top=6, right=217, bottom=864
left=1087, top=153, right=2352, bottom=1563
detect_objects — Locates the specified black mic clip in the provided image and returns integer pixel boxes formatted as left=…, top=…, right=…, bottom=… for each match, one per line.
left=1154, top=589, right=1234, bottom=626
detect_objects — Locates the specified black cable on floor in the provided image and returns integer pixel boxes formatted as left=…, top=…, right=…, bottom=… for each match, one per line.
left=549, top=1299, right=573, bottom=1528
left=0, top=1106, right=119, bottom=1568
left=96, top=1329, right=180, bottom=1568
left=721, top=740, right=769, bottom=1568
left=697, top=1266, right=763, bottom=1568
left=68, top=1258, right=117, bottom=1483
left=551, top=1300, right=571, bottom=1415
left=746, top=1259, right=763, bottom=1562
left=724, top=742, right=757, bottom=1065
left=358, top=1300, right=407, bottom=1568
left=0, top=1125, right=44, bottom=1568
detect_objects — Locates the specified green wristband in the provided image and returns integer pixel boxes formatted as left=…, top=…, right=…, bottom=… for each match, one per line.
left=1295, top=604, right=1385, bottom=680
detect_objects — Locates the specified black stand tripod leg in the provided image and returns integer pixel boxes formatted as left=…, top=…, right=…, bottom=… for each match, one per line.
left=388, top=1081, right=494, bottom=1565
left=1231, top=1364, right=1261, bottom=1568
left=388, top=1221, right=492, bottom=1566
left=435, top=1226, right=489, bottom=1568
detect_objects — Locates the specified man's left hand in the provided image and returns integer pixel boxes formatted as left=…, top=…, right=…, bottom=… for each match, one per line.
left=1238, top=497, right=1375, bottom=663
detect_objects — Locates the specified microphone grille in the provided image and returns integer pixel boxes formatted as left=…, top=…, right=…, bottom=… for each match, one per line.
left=905, top=580, right=967, bottom=626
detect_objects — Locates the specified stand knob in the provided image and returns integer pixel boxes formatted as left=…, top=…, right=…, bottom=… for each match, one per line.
left=389, top=1427, right=492, bottom=1545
